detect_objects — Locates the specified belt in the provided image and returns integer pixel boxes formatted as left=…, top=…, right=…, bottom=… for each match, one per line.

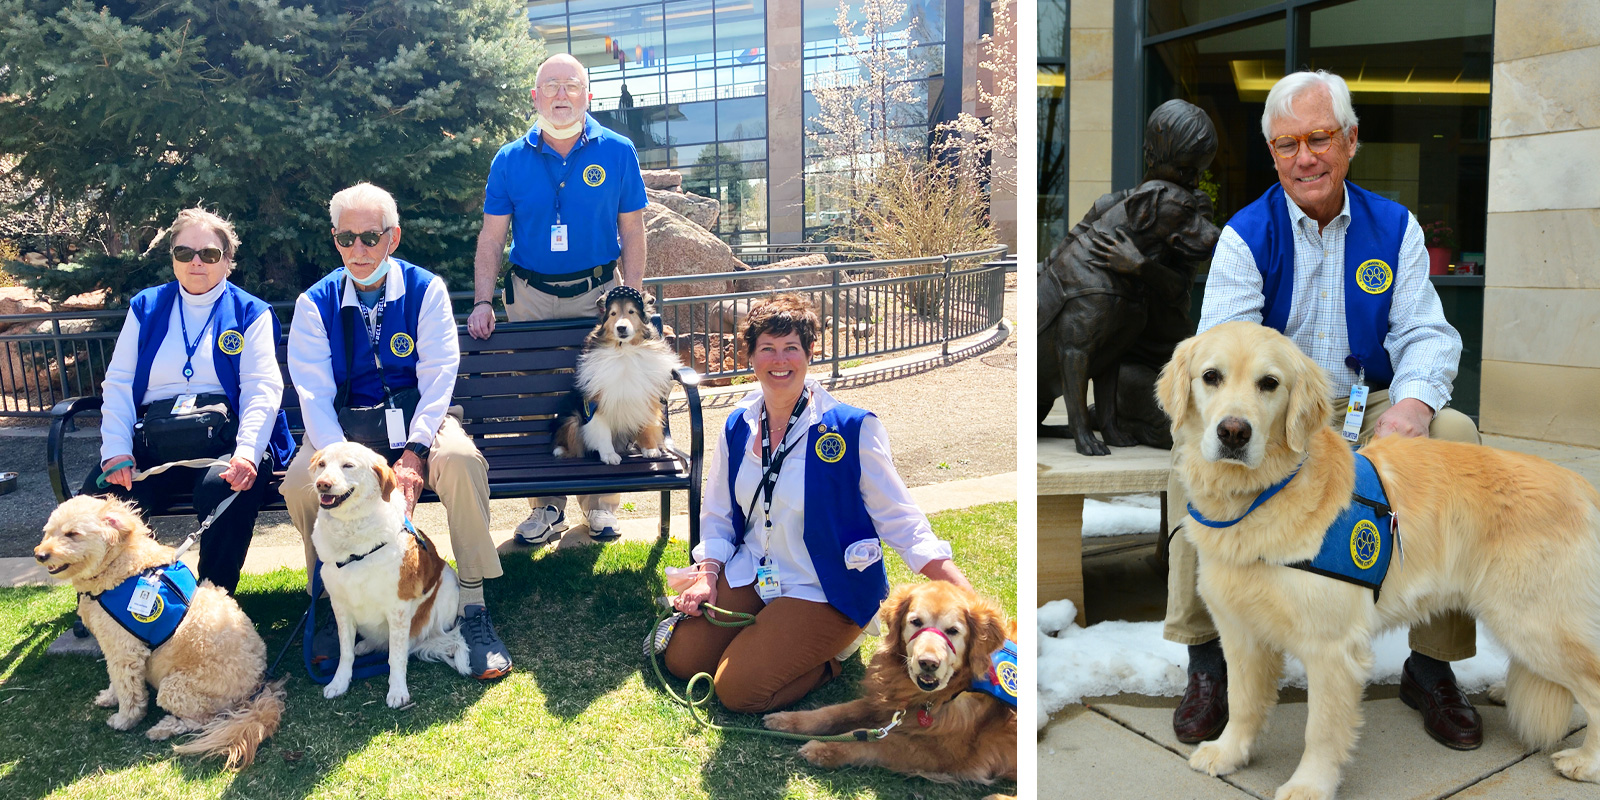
left=509, top=261, right=617, bottom=300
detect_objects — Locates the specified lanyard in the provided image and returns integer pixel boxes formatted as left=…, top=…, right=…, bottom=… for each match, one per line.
left=352, top=279, right=394, bottom=406
left=178, top=297, right=223, bottom=380
left=749, top=389, right=811, bottom=532
left=540, top=147, right=583, bottom=224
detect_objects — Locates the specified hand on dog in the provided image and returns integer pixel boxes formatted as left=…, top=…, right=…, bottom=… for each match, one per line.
left=219, top=456, right=257, bottom=491
left=675, top=574, right=717, bottom=616
left=394, top=451, right=426, bottom=514
left=100, top=456, right=134, bottom=490
left=1372, top=397, right=1433, bottom=440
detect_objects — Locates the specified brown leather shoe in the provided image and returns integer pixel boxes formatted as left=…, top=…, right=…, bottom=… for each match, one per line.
left=1400, top=662, right=1483, bottom=750
left=1174, top=670, right=1228, bottom=743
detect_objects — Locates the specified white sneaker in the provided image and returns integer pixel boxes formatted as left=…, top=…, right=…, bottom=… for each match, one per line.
left=835, top=631, right=869, bottom=662
left=514, top=505, right=567, bottom=545
left=587, top=509, right=621, bottom=542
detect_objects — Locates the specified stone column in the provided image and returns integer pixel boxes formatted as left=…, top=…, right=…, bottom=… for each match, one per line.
left=766, top=2, right=805, bottom=244
left=1066, top=0, right=1114, bottom=226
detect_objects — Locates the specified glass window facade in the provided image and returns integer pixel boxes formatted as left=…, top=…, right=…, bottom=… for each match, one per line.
left=529, top=0, right=770, bottom=244
left=1037, top=0, right=1069, bottom=255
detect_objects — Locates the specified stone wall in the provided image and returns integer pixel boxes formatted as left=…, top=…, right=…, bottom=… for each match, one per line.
left=1478, top=2, right=1600, bottom=447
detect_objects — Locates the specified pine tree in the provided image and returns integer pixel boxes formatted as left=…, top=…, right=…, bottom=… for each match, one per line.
left=0, top=0, right=542, bottom=302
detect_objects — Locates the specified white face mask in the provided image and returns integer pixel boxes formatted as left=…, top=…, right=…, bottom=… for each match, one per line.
left=540, top=115, right=585, bottom=139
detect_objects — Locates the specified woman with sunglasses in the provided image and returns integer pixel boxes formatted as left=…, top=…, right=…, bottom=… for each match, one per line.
left=88, top=207, right=293, bottom=593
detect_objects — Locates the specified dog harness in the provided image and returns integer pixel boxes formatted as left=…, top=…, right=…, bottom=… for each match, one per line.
left=85, top=562, right=197, bottom=649
left=907, top=629, right=1020, bottom=711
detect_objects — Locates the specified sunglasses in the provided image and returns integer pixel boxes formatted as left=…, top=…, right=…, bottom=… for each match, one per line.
left=171, top=246, right=224, bottom=264
left=333, top=228, right=392, bottom=248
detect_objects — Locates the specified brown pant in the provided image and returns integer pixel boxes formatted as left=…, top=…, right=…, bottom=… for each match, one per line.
left=663, top=573, right=864, bottom=714
left=1164, top=389, right=1483, bottom=661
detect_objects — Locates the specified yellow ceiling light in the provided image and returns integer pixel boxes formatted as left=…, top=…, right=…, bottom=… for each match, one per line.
left=1230, top=60, right=1489, bottom=95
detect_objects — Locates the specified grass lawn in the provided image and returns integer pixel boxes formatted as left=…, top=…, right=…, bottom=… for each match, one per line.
left=0, top=501, right=1016, bottom=799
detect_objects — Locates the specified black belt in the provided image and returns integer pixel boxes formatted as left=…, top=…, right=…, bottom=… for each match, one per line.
left=509, top=261, right=616, bottom=300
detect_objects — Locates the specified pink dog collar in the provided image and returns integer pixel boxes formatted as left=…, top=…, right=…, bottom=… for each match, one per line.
left=909, top=626, right=956, bottom=651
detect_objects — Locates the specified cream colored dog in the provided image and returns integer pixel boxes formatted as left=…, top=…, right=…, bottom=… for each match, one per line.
left=34, top=495, right=284, bottom=769
left=1158, top=321, right=1600, bottom=799
left=309, top=442, right=469, bottom=708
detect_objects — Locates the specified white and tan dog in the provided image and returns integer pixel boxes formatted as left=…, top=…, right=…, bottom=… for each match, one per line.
left=553, top=286, right=679, bottom=465
left=1159, top=321, right=1600, bottom=799
left=35, top=495, right=284, bottom=769
left=308, top=442, right=469, bottom=708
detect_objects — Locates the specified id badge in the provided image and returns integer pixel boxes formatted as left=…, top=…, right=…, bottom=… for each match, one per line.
left=127, top=575, right=160, bottom=617
left=1341, top=383, right=1369, bottom=443
left=754, top=557, right=781, bottom=601
left=550, top=224, right=569, bottom=252
left=385, top=407, right=407, bottom=450
left=173, top=394, right=197, bottom=414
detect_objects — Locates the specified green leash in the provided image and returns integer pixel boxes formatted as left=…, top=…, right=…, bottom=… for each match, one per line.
left=647, top=603, right=905, bottom=743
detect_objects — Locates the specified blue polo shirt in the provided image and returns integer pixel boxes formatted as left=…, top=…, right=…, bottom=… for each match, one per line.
left=483, top=115, right=648, bottom=276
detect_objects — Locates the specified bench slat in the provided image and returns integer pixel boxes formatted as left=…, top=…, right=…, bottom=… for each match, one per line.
left=454, top=374, right=573, bottom=397
left=458, top=351, right=578, bottom=373
left=460, top=328, right=589, bottom=353
left=458, top=396, right=566, bottom=419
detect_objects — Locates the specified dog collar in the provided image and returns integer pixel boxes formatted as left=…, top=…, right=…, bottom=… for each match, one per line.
left=1187, top=464, right=1302, bottom=529
left=335, top=540, right=387, bottom=568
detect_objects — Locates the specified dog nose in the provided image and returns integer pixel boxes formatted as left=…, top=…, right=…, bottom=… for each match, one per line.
left=917, top=656, right=942, bottom=674
left=33, top=550, right=48, bottom=563
left=1217, top=417, right=1253, bottom=449
left=315, top=480, right=331, bottom=492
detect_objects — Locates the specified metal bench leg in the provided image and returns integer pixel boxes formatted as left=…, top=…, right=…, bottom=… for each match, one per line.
left=659, top=490, right=670, bottom=540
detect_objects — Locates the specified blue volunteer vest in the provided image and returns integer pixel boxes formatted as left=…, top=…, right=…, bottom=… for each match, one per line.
left=724, top=402, right=890, bottom=628
left=128, top=281, right=296, bottom=468
left=971, top=638, right=1019, bottom=707
left=306, top=259, right=434, bottom=407
left=1286, top=453, right=1394, bottom=598
left=1227, top=182, right=1410, bottom=387
left=88, top=562, right=198, bottom=649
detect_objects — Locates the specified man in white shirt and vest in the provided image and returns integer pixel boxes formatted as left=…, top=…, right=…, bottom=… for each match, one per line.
left=1166, top=70, right=1484, bottom=750
left=284, top=182, right=512, bottom=680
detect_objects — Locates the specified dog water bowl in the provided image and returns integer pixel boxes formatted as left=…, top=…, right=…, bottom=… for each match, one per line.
left=0, top=472, right=15, bottom=496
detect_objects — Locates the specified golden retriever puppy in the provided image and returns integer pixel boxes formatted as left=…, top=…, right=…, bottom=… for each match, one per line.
left=1158, top=321, right=1600, bottom=799
left=309, top=442, right=469, bottom=708
left=34, top=495, right=284, bottom=769
left=763, top=582, right=1017, bottom=795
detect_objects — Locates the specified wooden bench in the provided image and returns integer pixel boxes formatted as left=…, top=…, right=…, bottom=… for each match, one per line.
left=1037, top=438, right=1172, bottom=627
left=46, top=318, right=706, bottom=548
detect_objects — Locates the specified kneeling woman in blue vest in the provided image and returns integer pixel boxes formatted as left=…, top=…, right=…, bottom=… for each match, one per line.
left=89, top=208, right=293, bottom=594
left=664, top=294, right=974, bottom=713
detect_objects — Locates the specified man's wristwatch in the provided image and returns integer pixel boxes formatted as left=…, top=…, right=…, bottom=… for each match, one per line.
left=402, top=441, right=431, bottom=461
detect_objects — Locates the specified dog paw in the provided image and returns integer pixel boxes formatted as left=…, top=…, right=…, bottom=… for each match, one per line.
left=763, top=711, right=801, bottom=733
left=94, top=688, right=117, bottom=708
left=1552, top=748, right=1600, bottom=782
left=1189, top=741, right=1247, bottom=776
left=353, top=637, right=385, bottom=656
left=386, top=685, right=411, bottom=709
left=323, top=676, right=350, bottom=699
left=1274, top=781, right=1335, bottom=800
left=1486, top=680, right=1507, bottom=706
left=106, top=710, right=143, bottom=731
left=642, top=448, right=661, bottom=459
left=799, top=741, right=846, bottom=768
left=598, top=451, right=622, bottom=466
left=146, top=715, right=194, bottom=741
left=552, top=446, right=566, bottom=457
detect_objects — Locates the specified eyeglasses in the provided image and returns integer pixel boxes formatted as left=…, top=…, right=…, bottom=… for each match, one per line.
left=538, top=79, right=584, bottom=96
left=171, top=246, right=224, bottom=264
left=333, top=228, right=391, bottom=248
left=1270, top=130, right=1338, bottom=159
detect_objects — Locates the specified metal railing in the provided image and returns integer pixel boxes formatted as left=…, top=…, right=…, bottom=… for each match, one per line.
left=0, top=245, right=1012, bottom=417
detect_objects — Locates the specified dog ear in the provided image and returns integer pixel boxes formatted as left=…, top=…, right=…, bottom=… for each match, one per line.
left=99, top=497, right=140, bottom=541
left=1124, top=184, right=1165, bottom=232
left=1283, top=340, right=1333, bottom=454
left=596, top=293, right=609, bottom=315
left=964, top=596, right=1008, bottom=679
left=879, top=585, right=916, bottom=667
left=373, top=463, right=398, bottom=502
left=1156, top=334, right=1199, bottom=431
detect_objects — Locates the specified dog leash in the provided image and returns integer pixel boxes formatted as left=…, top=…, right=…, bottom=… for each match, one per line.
left=95, top=457, right=242, bottom=561
left=645, top=604, right=905, bottom=743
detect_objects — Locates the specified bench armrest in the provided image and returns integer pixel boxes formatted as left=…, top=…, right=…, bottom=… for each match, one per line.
left=49, top=396, right=104, bottom=503
left=672, top=366, right=705, bottom=553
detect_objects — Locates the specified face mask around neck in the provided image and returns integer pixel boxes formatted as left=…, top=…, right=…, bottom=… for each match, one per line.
left=351, top=257, right=391, bottom=290
left=540, top=114, right=585, bottom=140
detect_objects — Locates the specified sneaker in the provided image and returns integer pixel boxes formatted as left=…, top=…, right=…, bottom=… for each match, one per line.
left=514, top=505, right=567, bottom=545
left=835, top=631, right=868, bottom=662
left=646, top=612, right=686, bottom=659
left=460, top=604, right=512, bottom=680
left=587, top=509, right=621, bottom=542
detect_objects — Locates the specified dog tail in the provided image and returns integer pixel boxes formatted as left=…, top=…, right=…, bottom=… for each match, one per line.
left=1505, top=659, right=1573, bottom=749
left=172, top=678, right=286, bottom=770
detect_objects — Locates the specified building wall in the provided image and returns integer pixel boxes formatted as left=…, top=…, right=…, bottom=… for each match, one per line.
left=1066, top=0, right=1114, bottom=226
left=767, top=2, right=806, bottom=244
left=1478, top=1, right=1600, bottom=447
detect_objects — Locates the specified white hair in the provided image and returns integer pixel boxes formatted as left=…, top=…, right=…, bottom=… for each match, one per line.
left=1260, top=70, right=1360, bottom=140
left=329, top=182, right=400, bottom=229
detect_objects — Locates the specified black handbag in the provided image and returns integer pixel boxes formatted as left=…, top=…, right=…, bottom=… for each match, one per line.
left=132, top=392, right=237, bottom=465
left=334, top=306, right=417, bottom=460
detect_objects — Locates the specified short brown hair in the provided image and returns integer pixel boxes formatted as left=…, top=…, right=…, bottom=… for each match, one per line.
left=741, top=293, right=820, bottom=357
left=166, top=207, right=241, bottom=261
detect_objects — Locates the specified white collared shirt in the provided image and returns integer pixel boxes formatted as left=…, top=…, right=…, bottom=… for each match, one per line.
left=287, top=258, right=459, bottom=451
left=99, top=279, right=284, bottom=464
left=1202, top=184, right=1462, bottom=410
left=693, top=380, right=953, bottom=603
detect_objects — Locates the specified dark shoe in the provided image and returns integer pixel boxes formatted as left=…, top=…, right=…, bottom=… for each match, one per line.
left=460, top=605, right=512, bottom=680
left=1174, top=670, right=1228, bottom=743
left=1400, top=661, right=1482, bottom=750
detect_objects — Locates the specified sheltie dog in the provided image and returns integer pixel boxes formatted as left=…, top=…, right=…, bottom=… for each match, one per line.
left=554, top=286, right=681, bottom=465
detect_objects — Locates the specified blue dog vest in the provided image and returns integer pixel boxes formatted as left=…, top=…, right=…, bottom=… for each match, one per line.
left=88, top=562, right=198, bottom=649
left=1285, top=453, right=1395, bottom=598
left=971, top=639, right=1019, bottom=707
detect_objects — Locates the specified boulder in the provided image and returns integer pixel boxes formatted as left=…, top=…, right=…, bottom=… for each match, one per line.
left=729, top=255, right=875, bottom=339
left=60, top=289, right=111, bottom=311
left=22, top=252, right=47, bottom=267
left=0, top=286, right=50, bottom=318
left=643, top=202, right=741, bottom=335
left=731, top=254, right=832, bottom=293
left=641, top=169, right=684, bottom=192
left=646, top=187, right=719, bottom=231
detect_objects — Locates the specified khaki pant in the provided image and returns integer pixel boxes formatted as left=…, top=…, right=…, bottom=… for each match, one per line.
left=503, top=270, right=620, bottom=517
left=284, top=417, right=502, bottom=586
left=1164, top=389, right=1483, bottom=661
left=663, top=572, right=864, bottom=713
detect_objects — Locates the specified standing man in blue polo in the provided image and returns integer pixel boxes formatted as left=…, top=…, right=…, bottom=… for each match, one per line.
left=468, top=53, right=648, bottom=546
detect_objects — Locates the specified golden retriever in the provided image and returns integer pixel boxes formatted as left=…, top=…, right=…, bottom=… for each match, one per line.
left=1158, top=321, right=1600, bottom=799
left=34, top=495, right=284, bottom=769
left=763, top=582, right=1017, bottom=796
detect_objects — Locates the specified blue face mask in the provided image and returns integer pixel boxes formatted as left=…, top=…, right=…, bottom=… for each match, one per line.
left=350, top=257, right=391, bottom=289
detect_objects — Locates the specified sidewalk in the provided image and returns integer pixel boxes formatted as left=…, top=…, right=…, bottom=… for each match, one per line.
left=1039, top=434, right=1600, bottom=799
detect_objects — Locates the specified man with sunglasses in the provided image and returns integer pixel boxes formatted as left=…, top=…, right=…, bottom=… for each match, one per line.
left=1164, top=70, right=1484, bottom=751
left=284, top=182, right=512, bottom=681
left=467, top=53, right=649, bottom=546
